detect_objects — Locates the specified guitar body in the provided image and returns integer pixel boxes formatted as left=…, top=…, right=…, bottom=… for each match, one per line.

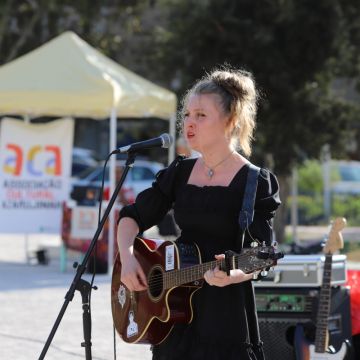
left=295, top=324, right=349, bottom=360
left=111, top=237, right=202, bottom=344
left=111, top=236, right=283, bottom=345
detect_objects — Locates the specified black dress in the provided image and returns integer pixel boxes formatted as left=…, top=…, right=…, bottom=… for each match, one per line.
left=119, top=156, right=281, bottom=360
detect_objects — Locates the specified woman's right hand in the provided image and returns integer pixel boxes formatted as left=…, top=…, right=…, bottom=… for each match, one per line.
left=120, top=253, right=148, bottom=292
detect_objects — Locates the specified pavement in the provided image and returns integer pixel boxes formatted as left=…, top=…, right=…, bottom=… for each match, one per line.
left=1, top=227, right=360, bottom=360
left=0, top=233, right=152, bottom=360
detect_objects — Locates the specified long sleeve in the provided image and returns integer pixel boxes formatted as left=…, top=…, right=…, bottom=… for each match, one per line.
left=244, top=168, right=281, bottom=247
left=118, top=156, right=184, bottom=233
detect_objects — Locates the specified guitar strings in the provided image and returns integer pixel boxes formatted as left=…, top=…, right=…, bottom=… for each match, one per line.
left=146, top=251, right=263, bottom=286
left=143, top=251, right=272, bottom=291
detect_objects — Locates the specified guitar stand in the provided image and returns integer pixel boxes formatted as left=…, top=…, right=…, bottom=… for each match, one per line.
left=38, top=152, right=138, bottom=360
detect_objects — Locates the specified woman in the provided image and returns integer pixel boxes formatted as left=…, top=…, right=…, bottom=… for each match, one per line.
left=117, top=66, right=281, bottom=360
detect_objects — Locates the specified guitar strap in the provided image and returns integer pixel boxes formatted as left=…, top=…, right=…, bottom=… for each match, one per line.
left=236, top=163, right=265, bottom=360
left=237, top=163, right=260, bottom=249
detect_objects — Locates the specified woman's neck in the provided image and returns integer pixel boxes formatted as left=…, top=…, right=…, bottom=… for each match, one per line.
left=200, top=144, right=235, bottom=168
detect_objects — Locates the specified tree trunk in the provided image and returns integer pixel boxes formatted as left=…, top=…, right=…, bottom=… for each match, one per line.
left=273, top=174, right=291, bottom=244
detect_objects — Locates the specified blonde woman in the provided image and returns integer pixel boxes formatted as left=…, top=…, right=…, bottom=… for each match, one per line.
left=117, top=66, right=281, bottom=360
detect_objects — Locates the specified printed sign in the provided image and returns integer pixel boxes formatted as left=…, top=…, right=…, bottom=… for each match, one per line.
left=0, top=118, right=74, bottom=233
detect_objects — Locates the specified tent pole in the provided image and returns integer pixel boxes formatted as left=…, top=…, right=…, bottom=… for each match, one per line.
left=108, top=107, right=117, bottom=276
left=24, top=114, right=30, bottom=264
left=168, top=113, right=176, bottom=165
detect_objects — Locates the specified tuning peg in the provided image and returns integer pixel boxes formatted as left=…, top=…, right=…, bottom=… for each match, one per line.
left=261, top=270, right=268, bottom=277
left=257, top=249, right=270, bottom=259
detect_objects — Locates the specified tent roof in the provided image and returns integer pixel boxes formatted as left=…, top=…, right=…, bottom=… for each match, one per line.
left=0, top=31, right=176, bottom=119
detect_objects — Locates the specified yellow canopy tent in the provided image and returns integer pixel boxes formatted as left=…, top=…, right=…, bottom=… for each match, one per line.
left=0, top=30, right=176, bottom=119
left=0, top=31, right=177, bottom=271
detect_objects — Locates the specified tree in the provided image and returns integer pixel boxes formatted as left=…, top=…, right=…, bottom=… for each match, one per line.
left=1, top=0, right=360, bottom=242
left=0, top=0, right=147, bottom=66
left=141, top=0, right=360, bottom=241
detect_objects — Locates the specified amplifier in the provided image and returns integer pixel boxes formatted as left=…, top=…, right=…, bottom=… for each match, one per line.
left=255, top=288, right=316, bottom=316
left=255, top=286, right=353, bottom=360
left=254, top=254, right=347, bottom=287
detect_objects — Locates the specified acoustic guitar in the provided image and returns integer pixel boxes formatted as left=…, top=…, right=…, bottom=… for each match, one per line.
left=294, top=217, right=350, bottom=359
left=111, top=236, right=283, bottom=344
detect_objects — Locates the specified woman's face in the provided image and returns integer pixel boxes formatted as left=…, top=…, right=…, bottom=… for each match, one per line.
left=183, top=94, right=228, bottom=153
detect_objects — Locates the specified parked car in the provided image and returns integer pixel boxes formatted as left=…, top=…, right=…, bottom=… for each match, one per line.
left=64, top=159, right=165, bottom=273
left=70, top=159, right=164, bottom=204
left=71, top=147, right=99, bottom=179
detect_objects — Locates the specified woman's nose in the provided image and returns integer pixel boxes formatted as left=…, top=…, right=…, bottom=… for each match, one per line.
left=184, top=121, right=194, bottom=132
left=184, top=115, right=195, bottom=127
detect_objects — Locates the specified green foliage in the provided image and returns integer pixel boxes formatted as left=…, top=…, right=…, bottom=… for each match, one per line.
left=332, top=194, right=360, bottom=226
left=293, top=160, right=360, bottom=225
left=290, top=193, right=360, bottom=226
left=0, top=0, right=148, bottom=65
left=295, top=194, right=324, bottom=224
left=1, top=0, right=360, bottom=240
left=148, top=0, right=360, bottom=176
left=297, top=160, right=323, bottom=194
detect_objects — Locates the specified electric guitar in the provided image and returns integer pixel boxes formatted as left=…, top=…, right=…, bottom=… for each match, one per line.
left=294, top=217, right=350, bottom=360
left=111, top=236, right=283, bottom=344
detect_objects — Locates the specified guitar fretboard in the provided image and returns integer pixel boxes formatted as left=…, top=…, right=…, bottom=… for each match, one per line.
left=314, top=253, right=332, bottom=353
left=162, top=252, right=270, bottom=290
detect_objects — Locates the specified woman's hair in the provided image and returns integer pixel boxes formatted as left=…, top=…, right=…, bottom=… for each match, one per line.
left=180, top=66, right=258, bottom=157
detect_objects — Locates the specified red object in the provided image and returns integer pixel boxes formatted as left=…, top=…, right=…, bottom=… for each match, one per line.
left=347, top=269, right=360, bottom=335
left=103, top=186, right=135, bottom=203
left=61, top=201, right=119, bottom=266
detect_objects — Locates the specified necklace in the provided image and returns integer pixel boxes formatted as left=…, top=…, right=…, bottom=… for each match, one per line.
left=202, top=151, right=234, bottom=179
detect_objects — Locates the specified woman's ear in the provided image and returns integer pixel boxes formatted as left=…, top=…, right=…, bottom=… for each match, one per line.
left=225, top=116, right=236, bottom=138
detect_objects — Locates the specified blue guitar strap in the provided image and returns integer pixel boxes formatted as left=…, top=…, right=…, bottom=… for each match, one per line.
left=237, top=163, right=265, bottom=360
left=237, top=163, right=260, bottom=250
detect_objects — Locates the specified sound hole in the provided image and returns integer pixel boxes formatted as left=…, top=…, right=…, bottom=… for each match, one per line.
left=148, top=266, right=164, bottom=299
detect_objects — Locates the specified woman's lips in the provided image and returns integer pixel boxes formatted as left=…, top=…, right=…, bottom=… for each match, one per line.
left=187, top=132, right=195, bottom=139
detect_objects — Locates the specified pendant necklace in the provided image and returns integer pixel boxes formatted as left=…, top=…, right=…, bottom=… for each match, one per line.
left=202, top=151, right=234, bottom=179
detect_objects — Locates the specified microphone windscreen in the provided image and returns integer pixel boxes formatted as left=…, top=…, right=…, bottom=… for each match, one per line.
left=161, top=133, right=173, bottom=149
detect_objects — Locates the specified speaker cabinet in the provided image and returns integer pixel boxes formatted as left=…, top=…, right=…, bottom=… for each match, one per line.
left=255, top=286, right=353, bottom=360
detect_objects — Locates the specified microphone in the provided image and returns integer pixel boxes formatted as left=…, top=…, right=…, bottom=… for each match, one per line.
left=114, top=133, right=173, bottom=154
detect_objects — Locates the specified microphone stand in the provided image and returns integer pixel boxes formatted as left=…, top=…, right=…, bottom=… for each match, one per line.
left=39, top=152, right=137, bottom=360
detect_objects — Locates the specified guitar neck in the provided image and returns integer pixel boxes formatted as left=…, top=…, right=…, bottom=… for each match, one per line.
left=314, top=253, right=332, bottom=353
left=163, top=252, right=263, bottom=290
left=163, top=259, right=218, bottom=289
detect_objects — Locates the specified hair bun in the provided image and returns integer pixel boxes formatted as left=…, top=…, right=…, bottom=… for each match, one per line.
left=211, top=69, right=256, bottom=103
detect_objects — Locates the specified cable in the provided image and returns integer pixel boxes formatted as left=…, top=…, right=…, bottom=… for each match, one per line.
left=93, top=153, right=118, bottom=360
left=113, top=324, right=117, bottom=360
left=85, top=153, right=112, bottom=358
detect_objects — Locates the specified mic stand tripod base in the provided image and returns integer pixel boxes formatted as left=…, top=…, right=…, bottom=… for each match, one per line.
left=76, top=277, right=95, bottom=360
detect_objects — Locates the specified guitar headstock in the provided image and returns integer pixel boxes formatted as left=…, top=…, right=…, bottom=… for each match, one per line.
left=323, top=217, right=346, bottom=255
left=239, top=245, right=284, bottom=273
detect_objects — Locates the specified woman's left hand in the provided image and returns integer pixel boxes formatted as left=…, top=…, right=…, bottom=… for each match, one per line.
left=204, top=254, right=254, bottom=287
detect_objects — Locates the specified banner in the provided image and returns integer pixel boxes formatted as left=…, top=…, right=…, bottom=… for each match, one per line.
left=0, top=118, right=74, bottom=233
